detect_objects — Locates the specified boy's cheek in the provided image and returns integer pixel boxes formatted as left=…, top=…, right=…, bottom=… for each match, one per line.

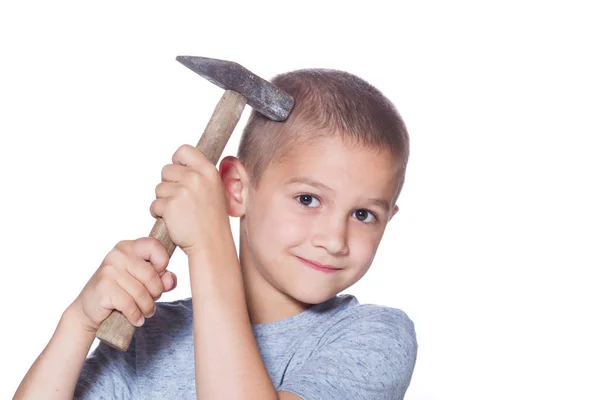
left=348, top=234, right=381, bottom=266
left=268, top=212, right=311, bottom=245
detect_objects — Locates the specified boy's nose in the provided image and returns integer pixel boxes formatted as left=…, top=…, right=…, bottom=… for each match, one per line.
left=311, top=217, right=350, bottom=256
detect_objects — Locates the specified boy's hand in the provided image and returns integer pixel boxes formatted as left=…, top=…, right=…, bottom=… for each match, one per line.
left=70, top=237, right=177, bottom=332
left=150, top=144, right=231, bottom=258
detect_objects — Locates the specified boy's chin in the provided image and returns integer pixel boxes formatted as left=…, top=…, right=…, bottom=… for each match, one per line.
left=286, top=287, right=341, bottom=307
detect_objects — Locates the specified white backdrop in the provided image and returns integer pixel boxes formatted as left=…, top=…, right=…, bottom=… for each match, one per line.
left=1, top=1, right=598, bottom=399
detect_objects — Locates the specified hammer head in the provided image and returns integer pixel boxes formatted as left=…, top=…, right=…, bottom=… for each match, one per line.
left=176, top=55, right=294, bottom=121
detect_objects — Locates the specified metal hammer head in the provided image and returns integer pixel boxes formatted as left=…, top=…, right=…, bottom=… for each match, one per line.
left=176, top=55, right=294, bottom=121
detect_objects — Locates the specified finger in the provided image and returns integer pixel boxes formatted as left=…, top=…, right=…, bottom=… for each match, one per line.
left=132, top=237, right=170, bottom=274
left=161, top=163, right=187, bottom=183
left=155, top=181, right=179, bottom=199
left=126, top=258, right=165, bottom=300
left=116, top=272, right=157, bottom=319
left=149, top=198, right=168, bottom=220
left=172, top=144, right=204, bottom=167
left=101, top=282, right=146, bottom=327
left=161, top=271, right=177, bottom=292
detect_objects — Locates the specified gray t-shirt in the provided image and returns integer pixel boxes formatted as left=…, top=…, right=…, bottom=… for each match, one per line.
left=75, top=294, right=417, bottom=399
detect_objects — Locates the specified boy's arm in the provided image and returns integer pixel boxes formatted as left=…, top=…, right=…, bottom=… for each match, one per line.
left=188, top=244, right=280, bottom=399
left=188, top=245, right=305, bottom=400
left=149, top=144, right=282, bottom=398
left=14, top=237, right=176, bottom=400
left=13, top=305, right=96, bottom=400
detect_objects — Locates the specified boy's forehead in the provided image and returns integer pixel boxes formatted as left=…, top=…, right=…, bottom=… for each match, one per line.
left=263, top=135, right=401, bottom=196
left=275, top=134, right=393, bottom=167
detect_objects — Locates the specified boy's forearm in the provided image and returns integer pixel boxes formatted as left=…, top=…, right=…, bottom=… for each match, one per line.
left=13, top=305, right=96, bottom=400
left=188, top=239, right=278, bottom=400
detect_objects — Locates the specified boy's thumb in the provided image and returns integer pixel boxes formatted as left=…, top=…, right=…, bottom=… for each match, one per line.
left=162, top=271, right=177, bottom=292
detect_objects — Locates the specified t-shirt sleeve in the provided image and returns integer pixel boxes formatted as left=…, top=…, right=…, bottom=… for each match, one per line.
left=74, top=337, right=137, bottom=399
left=278, top=308, right=417, bottom=400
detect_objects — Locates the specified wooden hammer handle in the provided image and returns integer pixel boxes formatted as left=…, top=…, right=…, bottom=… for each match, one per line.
left=95, top=90, right=247, bottom=351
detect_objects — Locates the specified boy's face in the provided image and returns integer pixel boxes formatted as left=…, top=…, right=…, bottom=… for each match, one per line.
left=237, top=135, right=401, bottom=315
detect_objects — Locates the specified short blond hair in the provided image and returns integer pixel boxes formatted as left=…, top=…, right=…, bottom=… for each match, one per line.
left=238, top=68, right=410, bottom=194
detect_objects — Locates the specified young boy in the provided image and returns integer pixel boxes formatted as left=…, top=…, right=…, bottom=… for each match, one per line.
left=14, top=67, right=417, bottom=399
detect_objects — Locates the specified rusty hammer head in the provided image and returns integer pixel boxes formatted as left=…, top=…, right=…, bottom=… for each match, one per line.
left=176, top=55, right=294, bottom=121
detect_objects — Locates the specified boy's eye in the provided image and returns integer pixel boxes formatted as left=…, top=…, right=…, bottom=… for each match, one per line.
left=353, top=209, right=376, bottom=223
left=296, top=194, right=321, bottom=208
left=297, top=194, right=320, bottom=207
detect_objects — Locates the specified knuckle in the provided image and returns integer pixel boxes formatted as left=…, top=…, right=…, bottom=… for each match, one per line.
left=173, top=144, right=189, bottom=159
left=151, top=291, right=162, bottom=301
left=114, top=240, right=132, bottom=254
left=115, top=239, right=131, bottom=249
left=105, top=251, right=128, bottom=272
left=143, top=299, right=157, bottom=317
left=161, top=164, right=171, bottom=178
left=103, top=251, right=118, bottom=266
left=134, top=236, right=153, bottom=248
left=127, top=305, right=143, bottom=323
left=140, top=269, right=158, bottom=289
left=159, top=203, right=170, bottom=220
left=131, top=282, right=149, bottom=301
left=150, top=250, right=169, bottom=272
left=145, top=237, right=164, bottom=255
left=94, top=277, right=113, bottom=296
left=99, top=262, right=119, bottom=280
left=149, top=199, right=158, bottom=216
left=150, top=278, right=165, bottom=298
left=121, top=295, right=137, bottom=313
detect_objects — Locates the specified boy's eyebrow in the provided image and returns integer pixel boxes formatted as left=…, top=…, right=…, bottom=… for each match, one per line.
left=286, top=176, right=391, bottom=212
left=285, top=177, right=334, bottom=192
left=368, top=198, right=391, bottom=213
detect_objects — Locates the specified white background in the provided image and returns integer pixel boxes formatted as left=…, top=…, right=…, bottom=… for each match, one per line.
left=1, top=1, right=598, bottom=399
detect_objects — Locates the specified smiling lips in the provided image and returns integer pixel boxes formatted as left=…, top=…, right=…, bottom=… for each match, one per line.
left=297, top=256, right=342, bottom=274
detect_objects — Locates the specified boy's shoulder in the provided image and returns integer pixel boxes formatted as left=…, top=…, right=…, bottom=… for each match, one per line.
left=336, top=293, right=414, bottom=323
left=317, top=294, right=414, bottom=328
left=149, top=294, right=416, bottom=345
left=271, top=294, right=417, bottom=399
left=312, top=294, right=417, bottom=346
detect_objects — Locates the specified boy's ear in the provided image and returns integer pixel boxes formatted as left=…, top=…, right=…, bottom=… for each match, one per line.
left=219, top=156, right=248, bottom=217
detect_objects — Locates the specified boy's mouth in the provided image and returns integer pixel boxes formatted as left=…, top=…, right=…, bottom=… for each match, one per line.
left=296, top=256, right=342, bottom=274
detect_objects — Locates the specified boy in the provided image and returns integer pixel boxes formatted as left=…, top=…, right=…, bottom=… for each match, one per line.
left=14, top=67, right=417, bottom=399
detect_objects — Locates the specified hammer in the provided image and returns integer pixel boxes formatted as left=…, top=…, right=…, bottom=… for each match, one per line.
left=95, top=56, right=294, bottom=352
